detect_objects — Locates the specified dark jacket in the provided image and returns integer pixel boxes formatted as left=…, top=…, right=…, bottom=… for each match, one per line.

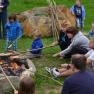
left=61, top=71, right=94, bottom=94
left=1, top=0, right=9, bottom=10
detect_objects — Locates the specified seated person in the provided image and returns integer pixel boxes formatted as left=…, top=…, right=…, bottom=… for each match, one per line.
left=26, top=31, right=43, bottom=58
left=88, top=23, right=94, bottom=38
left=14, top=77, right=35, bottom=94
left=53, top=26, right=90, bottom=58
left=46, top=38, right=94, bottom=77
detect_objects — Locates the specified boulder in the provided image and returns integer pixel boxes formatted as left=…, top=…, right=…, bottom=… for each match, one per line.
left=17, top=6, right=76, bottom=37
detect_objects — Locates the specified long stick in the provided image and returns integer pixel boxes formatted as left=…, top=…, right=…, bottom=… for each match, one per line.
left=39, top=73, right=62, bottom=86
left=19, top=45, right=54, bottom=53
left=0, top=65, right=16, bottom=91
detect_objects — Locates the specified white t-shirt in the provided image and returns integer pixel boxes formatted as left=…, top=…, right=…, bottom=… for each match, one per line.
left=85, top=49, right=94, bottom=66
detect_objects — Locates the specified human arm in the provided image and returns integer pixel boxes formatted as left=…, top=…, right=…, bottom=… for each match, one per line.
left=82, top=5, right=86, bottom=19
left=61, top=79, right=70, bottom=94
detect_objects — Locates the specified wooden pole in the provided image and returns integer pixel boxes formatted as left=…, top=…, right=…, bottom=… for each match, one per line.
left=0, top=65, right=16, bottom=91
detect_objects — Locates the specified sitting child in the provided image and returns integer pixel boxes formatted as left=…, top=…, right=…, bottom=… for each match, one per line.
left=27, top=31, right=43, bottom=58
left=88, top=23, right=94, bottom=38
left=5, top=14, right=22, bottom=51
left=46, top=38, right=94, bottom=78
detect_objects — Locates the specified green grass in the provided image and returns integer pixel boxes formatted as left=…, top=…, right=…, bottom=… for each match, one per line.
left=0, top=0, right=94, bottom=93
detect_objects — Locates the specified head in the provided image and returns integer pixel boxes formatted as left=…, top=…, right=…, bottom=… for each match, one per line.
left=33, top=30, right=41, bottom=39
left=66, top=26, right=78, bottom=39
left=89, top=38, right=94, bottom=49
left=8, top=14, right=17, bottom=23
left=76, top=0, right=81, bottom=7
left=71, top=54, right=86, bottom=72
left=18, top=77, right=35, bottom=94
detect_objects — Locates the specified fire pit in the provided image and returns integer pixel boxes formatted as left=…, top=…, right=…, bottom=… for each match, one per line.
left=0, top=52, right=36, bottom=93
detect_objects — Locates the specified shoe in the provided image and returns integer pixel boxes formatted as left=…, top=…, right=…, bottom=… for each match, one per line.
left=52, top=68, right=60, bottom=78
left=45, top=67, right=60, bottom=78
left=45, top=67, right=53, bottom=74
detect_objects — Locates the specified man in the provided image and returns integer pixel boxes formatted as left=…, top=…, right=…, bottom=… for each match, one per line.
left=0, top=0, right=9, bottom=39
left=70, top=0, right=85, bottom=29
left=61, top=54, right=94, bottom=94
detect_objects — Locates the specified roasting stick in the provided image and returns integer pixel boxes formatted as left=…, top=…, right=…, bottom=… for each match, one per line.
left=0, top=65, right=16, bottom=91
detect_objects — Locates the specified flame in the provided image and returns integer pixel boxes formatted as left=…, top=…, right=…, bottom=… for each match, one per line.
left=10, top=62, right=19, bottom=70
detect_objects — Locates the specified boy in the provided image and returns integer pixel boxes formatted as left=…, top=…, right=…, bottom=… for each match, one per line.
left=26, top=31, right=43, bottom=58
left=70, top=0, right=85, bottom=29
left=5, top=14, right=22, bottom=51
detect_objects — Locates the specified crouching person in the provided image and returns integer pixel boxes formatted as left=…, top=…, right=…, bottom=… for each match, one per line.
left=26, top=31, right=43, bottom=59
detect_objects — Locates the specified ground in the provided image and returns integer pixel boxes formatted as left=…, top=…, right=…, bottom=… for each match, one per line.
left=0, top=0, right=94, bottom=94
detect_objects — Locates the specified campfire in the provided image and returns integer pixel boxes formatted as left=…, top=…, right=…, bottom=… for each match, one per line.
left=0, top=52, right=30, bottom=77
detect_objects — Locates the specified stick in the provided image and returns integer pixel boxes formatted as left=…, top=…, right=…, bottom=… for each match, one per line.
left=0, top=65, right=16, bottom=91
left=39, top=73, right=62, bottom=86
left=19, top=45, right=53, bottom=53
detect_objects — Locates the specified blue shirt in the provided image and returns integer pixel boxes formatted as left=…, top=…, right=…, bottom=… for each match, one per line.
left=70, top=5, right=85, bottom=19
left=5, top=21, right=22, bottom=41
left=31, top=37, right=43, bottom=54
left=61, top=71, right=94, bottom=94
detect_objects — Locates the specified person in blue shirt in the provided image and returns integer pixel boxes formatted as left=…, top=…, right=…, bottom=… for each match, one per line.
left=61, top=54, right=94, bottom=94
left=70, top=0, right=85, bottom=29
left=88, top=23, right=94, bottom=38
left=27, top=31, right=43, bottom=58
left=5, top=14, right=23, bottom=51
left=0, top=0, right=9, bottom=39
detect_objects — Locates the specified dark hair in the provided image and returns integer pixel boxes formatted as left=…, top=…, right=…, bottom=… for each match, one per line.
left=66, top=26, right=78, bottom=36
left=8, top=14, right=17, bottom=21
left=71, top=54, right=86, bottom=72
left=18, top=77, right=35, bottom=94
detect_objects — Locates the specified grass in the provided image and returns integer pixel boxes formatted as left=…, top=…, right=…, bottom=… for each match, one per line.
left=0, top=0, right=94, bottom=93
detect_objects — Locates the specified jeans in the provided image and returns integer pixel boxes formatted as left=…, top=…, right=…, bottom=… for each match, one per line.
left=0, top=9, right=7, bottom=39
left=6, top=40, right=17, bottom=51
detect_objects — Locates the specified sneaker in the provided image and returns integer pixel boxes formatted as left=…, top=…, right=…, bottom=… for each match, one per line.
left=52, top=68, right=60, bottom=78
left=45, top=67, right=53, bottom=74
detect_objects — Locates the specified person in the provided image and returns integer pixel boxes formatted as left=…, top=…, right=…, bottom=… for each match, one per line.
left=0, top=0, right=9, bottom=39
left=88, top=23, right=94, bottom=38
left=14, top=77, right=35, bottom=94
left=70, top=0, right=85, bottom=29
left=26, top=31, right=43, bottom=58
left=51, top=21, right=71, bottom=51
left=61, top=54, right=94, bottom=94
left=5, top=14, right=23, bottom=51
left=46, top=38, right=94, bottom=77
left=53, top=26, right=89, bottom=58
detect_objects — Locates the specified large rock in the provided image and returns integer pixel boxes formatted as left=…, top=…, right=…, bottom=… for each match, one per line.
left=17, top=6, right=76, bottom=37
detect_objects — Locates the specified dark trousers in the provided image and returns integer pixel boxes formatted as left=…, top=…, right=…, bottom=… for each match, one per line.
left=0, top=9, right=7, bottom=39
left=64, top=46, right=89, bottom=58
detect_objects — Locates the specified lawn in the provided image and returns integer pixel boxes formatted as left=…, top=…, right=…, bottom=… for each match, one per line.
left=0, top=0, right=94, bottom=94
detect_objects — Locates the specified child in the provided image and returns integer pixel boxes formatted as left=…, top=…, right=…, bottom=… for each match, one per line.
left=5, top=14, right=22, bottom=51
left=70, top=0, right=85, bottom=29
left=14, top=77, right=35, bottom=94
left=88, top=23, right=94, bottom=38
left=27, top=31, right=43, bottom=58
